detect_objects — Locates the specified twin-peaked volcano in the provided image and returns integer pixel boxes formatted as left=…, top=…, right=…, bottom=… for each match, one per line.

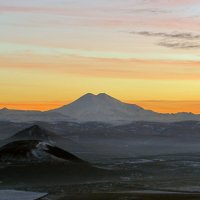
left=50, top=93, right=156, bottom=123
left=1, top=93, right=200, bottom=124
left=50, top=93, right=200, bottom=123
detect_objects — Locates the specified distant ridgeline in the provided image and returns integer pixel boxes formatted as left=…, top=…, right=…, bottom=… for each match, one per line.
left=0, top=93, right=200, bottom=124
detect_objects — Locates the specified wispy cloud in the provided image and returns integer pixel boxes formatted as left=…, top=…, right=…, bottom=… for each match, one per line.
left=132, top=31, right=200, bottom=39
left=129, top=8, right=173, bottom=14
left=1, top=49, right=200, bottom=80
left=145, top=0, right=200, bottom=7
left=158, top=40, right=200, bottom=49
left=131, top=31, right=200, bottom=49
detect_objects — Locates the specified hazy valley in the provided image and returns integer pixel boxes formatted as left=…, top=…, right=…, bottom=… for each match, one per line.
left=1, top=94, right=200, bottom=199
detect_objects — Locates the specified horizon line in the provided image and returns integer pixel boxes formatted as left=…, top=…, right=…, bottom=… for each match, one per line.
left=1, top=93, right=200, bottom=114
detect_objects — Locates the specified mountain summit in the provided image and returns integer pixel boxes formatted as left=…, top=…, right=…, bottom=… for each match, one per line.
left=50, top=93, right=200, bottom=124
left=1, top=93, right=200, bottom=124
left=50, top=93, right=157, bottom=123
left=0, top=140, right=86, bottom=163
left=10, top=125, right=54, bottom=141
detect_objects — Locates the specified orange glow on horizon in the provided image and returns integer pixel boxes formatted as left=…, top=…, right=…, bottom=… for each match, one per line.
left=0, top=101, right=68, bottom=111
left=1, top=0, right=200, bottom=115
left=1, top=100, right=200, bottom=114
left=132, top=101, right=200, bottom=114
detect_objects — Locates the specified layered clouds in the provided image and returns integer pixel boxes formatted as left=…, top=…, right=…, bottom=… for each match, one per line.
left=131, top=31, right=200, bottom=49
left=0, top=0, right=200, bottom=112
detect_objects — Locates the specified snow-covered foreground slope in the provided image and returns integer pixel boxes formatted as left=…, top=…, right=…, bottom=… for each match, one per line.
left=0, top=140, right=86, bottom=163
left=0, top=190, right=47, bottom=200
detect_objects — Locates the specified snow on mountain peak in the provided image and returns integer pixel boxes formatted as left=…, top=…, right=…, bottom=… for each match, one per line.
left=51, top=93, right=147, bottom=123
left=2, top=93, right=200, bottom=124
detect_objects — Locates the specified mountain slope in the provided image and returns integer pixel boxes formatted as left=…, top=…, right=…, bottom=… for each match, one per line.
left=9, top=124, right=56, bottom=141
left=0, top=140, right=86, bottom=163
left=50, top=93, right=157, bottom=123
left=0, top=124, right=88, bottom=156
left=1, top=93, right=200, bottom=124
left=50, top=93, right=200, bottom=124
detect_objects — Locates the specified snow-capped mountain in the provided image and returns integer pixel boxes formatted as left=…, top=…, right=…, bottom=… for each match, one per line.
left=50, top=93, right=200, bottom=124
left=1, top=93, right=200, bottom=124
left=0, top=140, right=86, bottom=163
left=49, top=93, right=157, bottom=123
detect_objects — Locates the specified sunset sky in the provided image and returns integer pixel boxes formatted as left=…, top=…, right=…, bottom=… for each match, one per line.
left=1, top=0, right=200, bottom=113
